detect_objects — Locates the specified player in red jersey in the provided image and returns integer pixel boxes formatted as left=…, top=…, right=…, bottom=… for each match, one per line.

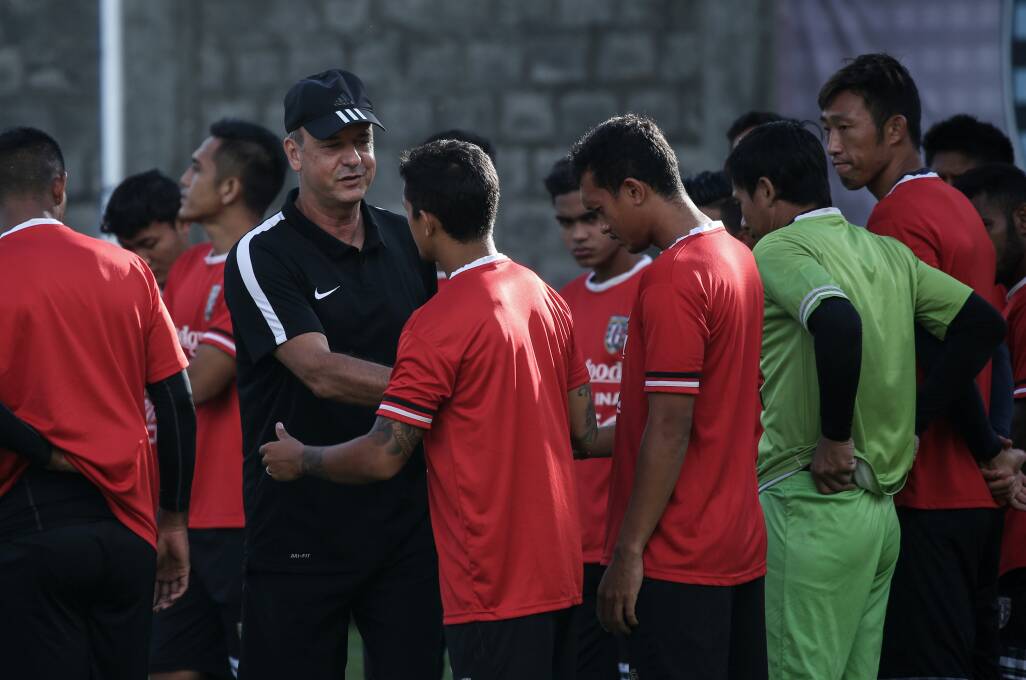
left=0, top=127, right=197, bottom=678
left=545, top=156, right=650, bottom=680
left=570, top=114, right=767, bottom=679
left=820, top=54, right=1024, bottom=680
left=260, top=139, right=602, bottom=680
left=150, top=119, right=286, bottom=680
left=954, top=163, right=1026, bottom=677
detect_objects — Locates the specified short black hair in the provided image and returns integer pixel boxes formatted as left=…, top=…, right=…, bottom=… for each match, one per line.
left=0, top=127, right=66, bottom=202
left=422, top=128, right=496, bottom=163
left=726, top=111, right=783, bottom=144
left=569, top=114, right=682, bottom=199
left=725, top=120, right=832, bottom=208
left=399, top=139, right=499, bottom=243
left=923, top=114, right=1014, bottom=167
left=818, top=53, right=922, bottom=148
left=209, top=118, right=288, bottom=217
left=543, top=158, right=578, bottom=201
left=101, top=169, right=182, bottom=239
left=954, top=163, right=1026, bottom=221
left=683, top=170, right=742, bottom=235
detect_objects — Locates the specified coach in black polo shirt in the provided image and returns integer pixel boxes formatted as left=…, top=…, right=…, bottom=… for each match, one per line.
left=224, top=69, right=442, bottom=680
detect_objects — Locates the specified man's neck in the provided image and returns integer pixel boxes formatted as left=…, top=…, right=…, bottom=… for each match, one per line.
left=651, top=195, right=711, bottom=250
left=868, top=145, right=923, bottom=201
left=438, top=237, right=498, bottom=277
left=775, top=202, right=823, bottom=230
left=592, top=247, right=643, bottom=284
left=203, top=210, right=261, bottom=255
left=295, top=191, right=364, bottom=248
left=0, top=201, right=60, bottom=233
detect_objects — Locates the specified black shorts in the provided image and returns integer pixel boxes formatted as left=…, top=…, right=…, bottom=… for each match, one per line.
left=0, top=519, right=156, bottom=680
left=151, top=528, right=244, bottom=678
left=629, top=576, right=767, bottom=680
left=1000, top=568, right=1026, bottom=677
left=445, top=606, right=577, bottom=680
left=879, top=507, right=1004, bottom=680
left=578, top=563, right=628, bottom=680
left=238, top=530, right=444, bottom=680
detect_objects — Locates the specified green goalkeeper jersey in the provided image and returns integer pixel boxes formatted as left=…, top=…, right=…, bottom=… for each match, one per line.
left=754, top=207, right=971, bottom=494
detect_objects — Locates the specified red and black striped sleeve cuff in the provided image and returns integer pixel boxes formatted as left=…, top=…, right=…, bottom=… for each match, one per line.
left=1015, top=380, right=1026, bottom=400
left=200, top=327, right=236, bottom=357
left=644, top=371, right=700, bottom=394
left=376, top=395, right=436, bottom=429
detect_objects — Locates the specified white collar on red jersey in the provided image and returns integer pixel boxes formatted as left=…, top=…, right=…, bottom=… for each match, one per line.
left=585, top=255, right=652, bottom=293
left=1, top=216, right=65, bottom=239
left=792, top=207, right=842, bottom=223
left=448, top=253, right=509, bottom=279
left=1008, top=277, right=1026, bottom=302
left=666, top=221, right=724, bottom=251
left=204, top=248, right=229, bottom=264
left=885, top=171, right=940, bottom=198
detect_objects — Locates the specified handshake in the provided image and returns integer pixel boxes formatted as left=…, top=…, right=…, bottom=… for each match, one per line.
left=980, top=438, right=1026, bottom=509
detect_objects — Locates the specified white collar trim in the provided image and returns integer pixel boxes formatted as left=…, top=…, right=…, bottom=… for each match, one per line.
left=585, top=255, right=652, bottom=293
left=666, top=221, right=724, bottom=250
left=204, top=248, right=229, bottom=264
left=1, top=217, right=64, bottom=239
left=1008, top=277, right=1026, bottom=302
left=449, top=253, right=508, bottom=279
left=886, top=171, right=940, bottom=197
left=792, top=207, right=842, bottom=223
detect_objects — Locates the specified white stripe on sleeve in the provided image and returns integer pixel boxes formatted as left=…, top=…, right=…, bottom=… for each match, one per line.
left=235, top=212, right=288, bottom=345
left=378, top=403, right=433, bottom=424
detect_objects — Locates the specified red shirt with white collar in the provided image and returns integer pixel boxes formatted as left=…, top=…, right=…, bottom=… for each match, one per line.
left=604, top=224, right=766, bottom=585
left=162, top=243, right=244, bottom=529
left=560, top=256, right=650, bottom=563
left=1001, top=280, right=1026, bottom=573
left=377, top=254, right=588, bottom=624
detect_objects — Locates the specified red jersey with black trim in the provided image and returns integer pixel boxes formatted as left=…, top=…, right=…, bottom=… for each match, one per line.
left=560, top=256, right=650, bottom=563
left=376, top=254, right=587, bottom=624
left=604, top=224, right=767, bottom=585
left=162, top=243, right=243, bottom=529
left=867, top=172, right=997, bottom=509
left=1001, top=280, right=1026, bottom=574
left=0, top=219, right=187, bottom=548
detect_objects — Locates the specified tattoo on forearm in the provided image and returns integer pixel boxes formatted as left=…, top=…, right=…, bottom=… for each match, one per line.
left=574, top=384, right=599, bottom=453
left=370, top=416, right=423, bottom=459
left=302, top=446, right=325, bottom=478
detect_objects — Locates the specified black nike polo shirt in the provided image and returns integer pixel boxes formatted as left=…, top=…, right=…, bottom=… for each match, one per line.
left=224, top=188, right=437, bottom=573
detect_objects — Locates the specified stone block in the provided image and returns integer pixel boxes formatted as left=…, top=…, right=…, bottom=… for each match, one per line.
left=500, top=92, right=556, bottom=142
left=558, top=90, right=619, bottom=137
left=407, top=43, right=465, bottom=84
left=322, top=0, right=372, bottom=33
left=0, top=48, right=25, bottom=96
left=625, top=90, right=681, bottom=135
left=467, top=42, right=525, bottom=84
left=596, top=32, right=657, bottom=81
left=350, top=33, right=402, bottom=86
left=527, top=35, right=588, bottom=84
left=494, top=147, right=530, bottom=196
left=433, top=94, right=497, bottom=139
left=660, top=32, right=699, bottom=81
left=286, top=35, right=348, bottom=81
left=556, top=0, right=615, bottom=26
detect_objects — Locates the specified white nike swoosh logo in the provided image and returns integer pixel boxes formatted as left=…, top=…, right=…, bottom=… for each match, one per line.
left=314, top=286, right=340, bottom=300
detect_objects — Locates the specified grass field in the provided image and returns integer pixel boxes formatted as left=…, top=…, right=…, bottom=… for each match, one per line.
left=346, top=625, right=453, bottom=679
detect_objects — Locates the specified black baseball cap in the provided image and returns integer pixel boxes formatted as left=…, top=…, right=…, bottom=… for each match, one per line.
left=283, top=69, right=385, bottom=140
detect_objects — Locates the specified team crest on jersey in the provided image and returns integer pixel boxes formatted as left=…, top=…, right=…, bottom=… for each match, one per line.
left=604, top=315, right=629, bottom=355
left=204, top=284, right=222, bottom=322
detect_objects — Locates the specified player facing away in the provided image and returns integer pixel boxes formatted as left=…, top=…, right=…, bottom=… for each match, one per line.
left=924, top=114, right=1015, bottom=185
left=546, top=156, right=650, bottom=680
left=955, top=164, right=1026, bottom=676
left=0, top=127, right=197, bottom=679
left=819, top=53, right=1026, bottom=680
left=569, top=113, right=768, bottom=680
left=150, top=119, right=286, bottom=680
left=260, top=139, right=604, bottom=680
left=727, top=119, right=1010, bottom=680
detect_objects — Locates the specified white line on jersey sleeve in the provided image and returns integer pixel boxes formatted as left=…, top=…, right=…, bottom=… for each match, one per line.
left=235, top=212, right=288, bottom=345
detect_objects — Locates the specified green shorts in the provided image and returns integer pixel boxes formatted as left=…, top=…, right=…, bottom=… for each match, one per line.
left=761, top=471, right=900, bottom=680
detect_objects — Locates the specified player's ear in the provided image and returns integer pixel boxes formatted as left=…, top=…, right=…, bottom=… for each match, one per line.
left=756, top=176, right=776, bottom=205
left=51, top=171, right=68, bottom=217
left=622, top=178, right=647, bottom=206
left=1014, top=202, right=1026, bottom=238
left=220, top=176, right=242, bottom=206
left=884, top=114, right=908, bottom=147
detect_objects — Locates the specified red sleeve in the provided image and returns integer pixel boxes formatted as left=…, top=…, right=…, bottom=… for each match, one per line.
left=867, top=208, right=942, bottom=269
left=376, top=328, right=455, bottom=430
left=640, top=280, right=706, bottom=395
left=199, top=289, right=236, bottom=358
left=144, top=266, right=189, bottom=384
left=1009, top=305, right=1026, bottom=399
left=567, top=326, right=589, bottom=390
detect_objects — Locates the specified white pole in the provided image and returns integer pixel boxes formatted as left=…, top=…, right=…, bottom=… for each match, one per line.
left=99, top=0, right=124, bottom=219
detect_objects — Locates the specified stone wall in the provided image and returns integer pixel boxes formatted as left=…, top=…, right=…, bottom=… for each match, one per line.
left=1, top=0, right=774, bottom=287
